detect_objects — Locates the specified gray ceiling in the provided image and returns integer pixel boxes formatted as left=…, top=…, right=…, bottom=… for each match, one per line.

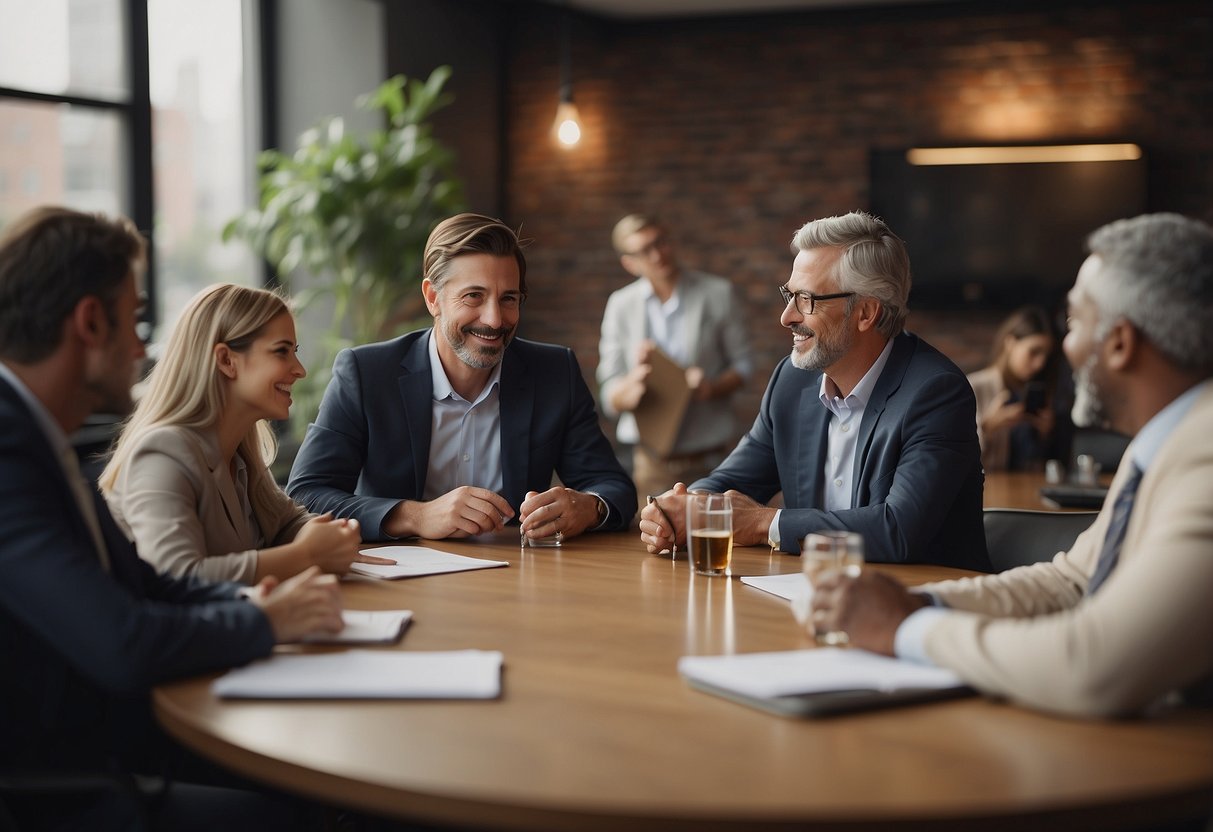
left=566, top=0, right=950, bottom=19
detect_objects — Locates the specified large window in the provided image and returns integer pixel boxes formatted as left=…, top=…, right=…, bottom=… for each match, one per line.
left=0, top=0, right=262, bottom=340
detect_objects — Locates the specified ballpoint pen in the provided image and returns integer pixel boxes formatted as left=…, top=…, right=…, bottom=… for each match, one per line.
left=646, top=495, right=678, bottom=558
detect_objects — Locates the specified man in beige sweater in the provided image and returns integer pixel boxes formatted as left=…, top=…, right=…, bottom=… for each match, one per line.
left=811, top=212, right=1213, bottom=718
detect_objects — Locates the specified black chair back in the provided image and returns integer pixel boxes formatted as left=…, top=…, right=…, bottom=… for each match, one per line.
left=1070, top=428, right=1131, bottom=472
left=983, top=508, right=1098, bottom=572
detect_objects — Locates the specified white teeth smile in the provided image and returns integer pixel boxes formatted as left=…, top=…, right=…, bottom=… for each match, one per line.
left=274, top=384, right=292, bottom=394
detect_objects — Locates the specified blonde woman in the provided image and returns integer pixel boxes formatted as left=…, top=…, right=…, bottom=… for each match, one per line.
left=100, top=283, right=389, bottom=582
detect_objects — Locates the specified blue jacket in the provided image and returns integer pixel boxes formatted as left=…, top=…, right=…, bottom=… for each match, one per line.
left=693, top=332, right=990, bottom=570
left=288, top=330, right=637, bottom=539
left=0, top=376, right=273, bottom=773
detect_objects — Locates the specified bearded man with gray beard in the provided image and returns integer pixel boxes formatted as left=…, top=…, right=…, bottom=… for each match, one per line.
left=640, top=211, right=989, bottom=570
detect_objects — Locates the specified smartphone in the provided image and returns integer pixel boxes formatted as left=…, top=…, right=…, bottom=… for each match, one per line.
left=1023, top=380, right=1047, bottom=414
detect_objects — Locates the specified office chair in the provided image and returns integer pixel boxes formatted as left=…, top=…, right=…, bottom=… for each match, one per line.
left=1070, top=427, right=1131, bottom=472
left=983, top=508, right=1098, bottom=572
left=0, top=768, right=151, bottom=832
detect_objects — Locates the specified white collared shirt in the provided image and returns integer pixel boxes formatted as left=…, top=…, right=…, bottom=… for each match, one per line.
left=818, top=337, right=895, bottom=513
left=767, top=337, right=895, bottom=545
left=641, top=279, right=688, bottom=366
left=422, top=330, right=505, bottom=500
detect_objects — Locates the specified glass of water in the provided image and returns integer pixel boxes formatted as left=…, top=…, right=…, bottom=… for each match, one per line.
left=800, top=531, right=864, bottom=645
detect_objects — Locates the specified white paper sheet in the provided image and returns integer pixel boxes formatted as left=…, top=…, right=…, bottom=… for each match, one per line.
left=352, top=546, right=508, bottom=580
left=213, top=649, right=504, bottom=699
left=678, top=649, right=964, bottom=699
left=740, top=572, right=811, bottom=603
left=301, top=609, right=413, bottom=644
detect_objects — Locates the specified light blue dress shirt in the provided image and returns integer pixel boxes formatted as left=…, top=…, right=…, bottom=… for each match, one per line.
left=422, top=330, right=505, bottom=501
left=767, top=337, right=895, bottom=544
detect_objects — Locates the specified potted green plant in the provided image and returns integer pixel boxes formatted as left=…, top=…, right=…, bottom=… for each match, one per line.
left=223, top=66, right=465, bottom=437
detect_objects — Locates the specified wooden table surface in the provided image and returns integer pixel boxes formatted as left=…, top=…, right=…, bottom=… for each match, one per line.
left=154, top=532, right=1213, bottom=831
left=983, top=470, right=1108, bottom=511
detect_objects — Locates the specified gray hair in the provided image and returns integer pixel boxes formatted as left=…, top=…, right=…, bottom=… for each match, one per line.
left=1085, top=213, right=1213, bottom=374
left=791, top=211, right=910, bottom=338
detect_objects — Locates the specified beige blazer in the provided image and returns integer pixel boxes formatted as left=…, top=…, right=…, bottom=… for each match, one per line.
left=106, top=425, right=311, bottom=583
left=919, top=384, right=1213, bottom=717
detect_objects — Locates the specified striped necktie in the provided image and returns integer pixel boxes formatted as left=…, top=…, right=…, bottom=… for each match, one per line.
left=1085, top=463, right=1143, bottom=596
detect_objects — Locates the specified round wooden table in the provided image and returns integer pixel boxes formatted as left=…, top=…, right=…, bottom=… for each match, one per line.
left=154, top=532, right=1213, bottom=831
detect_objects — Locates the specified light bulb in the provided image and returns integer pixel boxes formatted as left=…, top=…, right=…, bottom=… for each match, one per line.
left=553, top=100, right=582, bottom=147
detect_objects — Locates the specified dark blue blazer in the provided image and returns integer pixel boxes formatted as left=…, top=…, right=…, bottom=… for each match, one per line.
left=0, top=377, right=274, bottom=773
left=288, top=330, right=638, bottom=540
left=693, top=333, right=990, bottom=570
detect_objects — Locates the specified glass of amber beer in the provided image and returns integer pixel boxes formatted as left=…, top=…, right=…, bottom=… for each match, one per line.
left=686, top=493, right=733, bottom=576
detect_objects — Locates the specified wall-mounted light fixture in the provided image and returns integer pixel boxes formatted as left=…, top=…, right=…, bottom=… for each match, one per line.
left=552, top=5, right=582, bottom=147
left=907, top=143, right=1142, bottom=166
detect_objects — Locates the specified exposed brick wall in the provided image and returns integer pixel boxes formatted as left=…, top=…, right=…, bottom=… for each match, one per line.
left=501, top=0, right=1213, bottom=438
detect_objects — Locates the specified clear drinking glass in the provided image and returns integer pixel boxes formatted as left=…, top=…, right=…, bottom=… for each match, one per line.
left=685, top=493, right=733, bottom=576
left=800, top=531, right=864, bottom=645
left=521, top=528, right=563, bottom=548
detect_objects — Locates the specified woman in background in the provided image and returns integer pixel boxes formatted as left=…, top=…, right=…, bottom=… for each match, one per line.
left=100, top=283, right=389, bottom=582
left=967, top=305, right=1058, bottom=472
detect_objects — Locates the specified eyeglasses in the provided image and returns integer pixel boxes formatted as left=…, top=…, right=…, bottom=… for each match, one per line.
left=778, top=284, right=856, bottom=315
left=622, top=235, right=669, bottom=259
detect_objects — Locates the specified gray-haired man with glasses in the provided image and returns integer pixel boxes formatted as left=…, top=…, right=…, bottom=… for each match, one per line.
left=641, top=211, right=989, bottom=570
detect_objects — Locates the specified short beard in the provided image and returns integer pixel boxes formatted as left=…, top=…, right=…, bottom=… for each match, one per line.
left=444, top=320, right=513, bottom=370
left=1070, top=350, right=1108, bottom=429
left=790, top=321, right=854, bottom=372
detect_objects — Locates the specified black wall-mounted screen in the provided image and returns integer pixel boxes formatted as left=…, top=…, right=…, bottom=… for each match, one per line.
left=869, top=148, right=1148, bottom=309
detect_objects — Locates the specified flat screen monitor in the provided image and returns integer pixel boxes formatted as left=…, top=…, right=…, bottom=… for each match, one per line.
left=869, top=147, right=1148, bottom=309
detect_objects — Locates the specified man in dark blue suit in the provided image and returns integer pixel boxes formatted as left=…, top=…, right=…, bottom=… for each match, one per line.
left=0, top=206, right=344, bottom=830
left=288, top=213, right=637, bottom=543
left=641, top=212, right=989, bottom=571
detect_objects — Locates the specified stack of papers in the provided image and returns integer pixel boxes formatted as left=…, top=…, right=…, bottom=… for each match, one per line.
left=679, top=649, right=971, bottom=717
left=214, top=649, right=504, bottom=699
left=302, top=609, right=413, bottom=644
left=352, top=546, right=508, bottom=580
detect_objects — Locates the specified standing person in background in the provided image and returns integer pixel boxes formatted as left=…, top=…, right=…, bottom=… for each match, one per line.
left=0, top=206, right=343, bottom=830
left=100, top=283, right=389, bottom=583
left=597, top=214, right=754, bottom=499
left=967, top=305, right=1060, bottom=471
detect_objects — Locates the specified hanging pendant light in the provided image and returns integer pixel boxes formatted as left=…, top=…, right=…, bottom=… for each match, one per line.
left=553, top=5, right=582, bottom=147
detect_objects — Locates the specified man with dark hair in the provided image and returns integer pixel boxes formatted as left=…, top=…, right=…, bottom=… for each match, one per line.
left=0, top=206, right=344, bottom=830
left=289, top=212, right=637, bottom=542
left=641, top=211, right=989, bottom=570
left=810, top=213, right=1213, bottom=718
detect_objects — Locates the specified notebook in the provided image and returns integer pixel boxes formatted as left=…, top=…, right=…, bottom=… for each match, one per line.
left=679, top=648, right=973, bottom=718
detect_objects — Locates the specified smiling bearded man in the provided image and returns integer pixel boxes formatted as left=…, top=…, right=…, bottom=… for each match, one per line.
left=288, top=213, right=636, bottom=543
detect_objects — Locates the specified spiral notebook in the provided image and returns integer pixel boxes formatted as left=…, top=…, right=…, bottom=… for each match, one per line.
left=679, top=648, right=973, bottom=718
